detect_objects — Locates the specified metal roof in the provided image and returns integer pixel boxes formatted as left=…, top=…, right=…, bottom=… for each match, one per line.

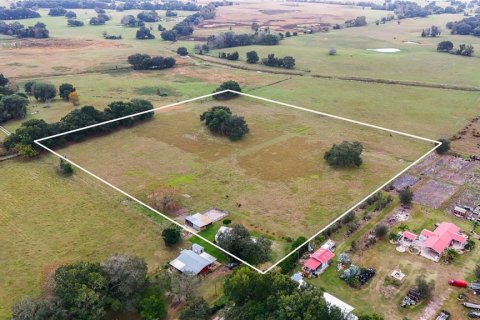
left=169, top=249, right=216, bottom=275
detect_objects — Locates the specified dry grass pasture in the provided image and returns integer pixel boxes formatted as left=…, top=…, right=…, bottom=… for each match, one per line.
left=51, top=95, right=432, bottom=262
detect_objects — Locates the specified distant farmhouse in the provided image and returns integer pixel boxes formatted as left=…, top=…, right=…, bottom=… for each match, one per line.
left=169, top=244, right=217, bottom=275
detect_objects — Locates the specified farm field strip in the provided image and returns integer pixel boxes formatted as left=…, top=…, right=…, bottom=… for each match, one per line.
left=36, top=90, right=438, bottom=273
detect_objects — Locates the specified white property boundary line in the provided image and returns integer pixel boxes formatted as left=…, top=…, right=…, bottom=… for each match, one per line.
left=35, top=89, right=441, bottom=274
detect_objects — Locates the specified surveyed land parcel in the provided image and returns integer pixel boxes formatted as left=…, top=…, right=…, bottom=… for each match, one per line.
left=38, top=92, right=435, bottom=271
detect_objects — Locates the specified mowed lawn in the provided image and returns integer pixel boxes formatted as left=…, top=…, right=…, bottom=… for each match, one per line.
left=54, top=95, right=432, bottom=247
left=0, top=156, right=178, bottom=319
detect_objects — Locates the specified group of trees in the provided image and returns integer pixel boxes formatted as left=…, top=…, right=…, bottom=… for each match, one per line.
left=136, top=26, right=155, bottom=39
left=4, top=99, right=154, bottom=157
left=200, top=106, right=249, bottom=142
left=223, top=267, right=350, bottom=319
left=160, top=3, right=217, bottom=41
left=324, top=141, right=364, bottom=168
left=207, top=31, right=280, bottom=49
left=0, top=74, right=29, bottom=124
left=369, top=1, right=464, bottom=19
left=345, top=16, right=367, bottom=28
left=0, top=21, right=49, bottom=38
left=121, top=14, right=144, bottom=27
left=11, top=255, right=151, bottom=320
left=137, top=10, right=159, bottom=22
left=278, top=236, right=308, bottom=273
left=218, top=51, right=239, bottom=61
left=421, top=25, right=441, bottom=37
left=176, top=47, right=188, bottom=56
left=216, top=224, right=271, bottom=264
left=437, top=41, right=474, bottom=56
left=15, top=0, right=209, bottom=11
left=48, top=6, right=67, bottom=16
left=446, top=16, right=480, bottom=37
left=24, top=81, right=78, bottom=105
left=67, top=19, right=84, bottom=27
left=261, top=53, right=296, bottom=69
left=0, top=7, right=40, bottom=20
left=127, top=53, right=176, bottom=70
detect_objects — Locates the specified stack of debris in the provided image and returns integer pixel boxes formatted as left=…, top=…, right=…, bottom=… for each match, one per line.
left=400, top=288, right=421, bottom=308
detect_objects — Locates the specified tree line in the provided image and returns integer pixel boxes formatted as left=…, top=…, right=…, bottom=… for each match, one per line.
left=14, top=0, right=205, bottom=11
left=0, top=21, right=49, bottom=38
left=127, top=54, right=176, bottom=70
left=207, top=31, right=281, bottom=49
left=4, top=99, right=154, bottom=157
left=0, top=7, right=40, bottom=20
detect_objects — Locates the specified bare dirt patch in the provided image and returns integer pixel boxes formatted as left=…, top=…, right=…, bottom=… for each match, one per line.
left=259, top=9, right=300, bottom=15
left=419, top=155, right=477, bottom=186
left=2, top=38, right=128, bottom=51
left=413, top=180, right=458, bottom=209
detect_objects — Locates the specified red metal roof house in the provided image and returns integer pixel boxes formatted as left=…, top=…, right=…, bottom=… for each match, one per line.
left=304, top=248, right=334, bottom=276
left=420, top=222, right=467, bottom=255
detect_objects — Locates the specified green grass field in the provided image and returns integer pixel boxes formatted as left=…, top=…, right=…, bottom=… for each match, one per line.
left=0, top=155, right=182, bottom=319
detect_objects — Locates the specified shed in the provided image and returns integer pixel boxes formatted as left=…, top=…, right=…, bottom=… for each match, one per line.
left=185, top=213, right=213, bottom=231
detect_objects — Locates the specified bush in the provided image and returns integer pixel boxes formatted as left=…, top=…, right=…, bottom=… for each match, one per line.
left=436, top=138, right=450, bottom=154
left=213, top=80, right=241, bottom=100
left=246, top=50, right=259, bottom=64
left=162, top=225, right=181, bottom=246
left=32, top=82, right=57, bottom=102
left=416, top=275, right=435, bottom=301
left=399, top=187, right=413, bottom=205
left=223, top=219, right=232, bottom=225
left=59, top=159, right=74, bottom=175
left=324, top=141, right=363, bottom=167
left=59, top=83, right=75, bottom=100
left=374, top=224, right=388, bottom=239
left=437, top=41, right=454, bottom=52
left=177, top=47, right=188, bottom=56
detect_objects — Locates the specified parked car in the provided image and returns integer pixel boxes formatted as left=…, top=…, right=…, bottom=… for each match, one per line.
left=468, top=311, right=480, bottom=318
left=227, top=261, right=240, bottom=270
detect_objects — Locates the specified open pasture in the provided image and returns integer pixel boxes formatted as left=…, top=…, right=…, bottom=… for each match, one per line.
left=0, top=156, right=177, bottom=319
left=206, top=12, right=480, bottom=87
left=48, top=94, right=432, bottom=266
